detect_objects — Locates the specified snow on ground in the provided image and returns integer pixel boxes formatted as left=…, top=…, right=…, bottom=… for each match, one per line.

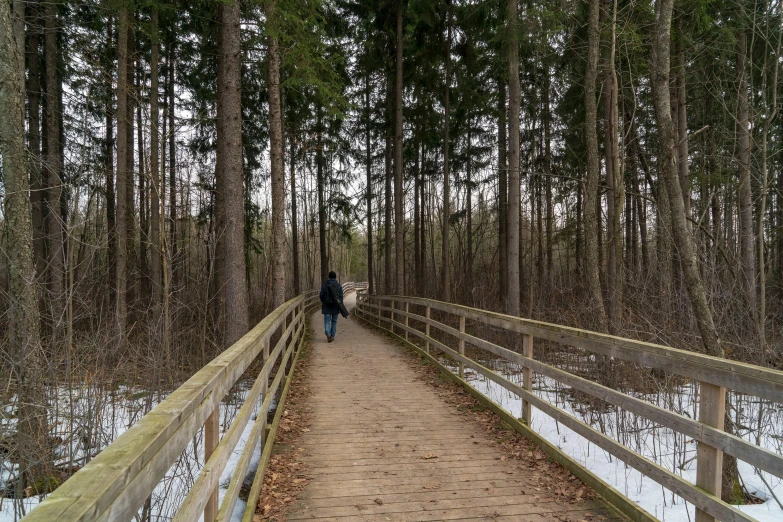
left=1, top=379, right=266, bottom=522
left=436, top=355, right=783, bottom=522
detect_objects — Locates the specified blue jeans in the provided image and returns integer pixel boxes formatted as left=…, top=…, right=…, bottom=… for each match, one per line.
left=324, top=314, right=338, bottom=338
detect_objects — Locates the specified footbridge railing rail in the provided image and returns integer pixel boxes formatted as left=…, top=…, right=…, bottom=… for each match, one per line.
left=356, top=294, right=783, bottom=522
left=22, top=284, right=359, bottom=522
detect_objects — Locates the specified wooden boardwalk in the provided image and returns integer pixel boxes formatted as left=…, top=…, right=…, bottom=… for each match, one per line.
left=286, top=295, right=622, bottom=521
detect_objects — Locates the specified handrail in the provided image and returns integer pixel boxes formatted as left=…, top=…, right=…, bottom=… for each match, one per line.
left=355, top=294, right=783, bottom=522
left=21, top=286, right=360, bottom=522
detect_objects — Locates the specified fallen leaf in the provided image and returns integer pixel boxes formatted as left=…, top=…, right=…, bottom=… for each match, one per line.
left=421, top=453, right=439, bottom=459
left=374, top=498, right=384, bottom=505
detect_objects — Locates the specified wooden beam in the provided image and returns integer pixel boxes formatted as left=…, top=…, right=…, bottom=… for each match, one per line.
left=459, top=314, right=465, bottom=378
left=695, top=382, right=725, bottom=522
left=204, top=408, right=219, bottom=522
left=522, top=334, right=532, bottom=423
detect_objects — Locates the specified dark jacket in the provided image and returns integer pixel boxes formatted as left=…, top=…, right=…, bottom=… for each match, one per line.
left=320, top=279, right=344, bottom=315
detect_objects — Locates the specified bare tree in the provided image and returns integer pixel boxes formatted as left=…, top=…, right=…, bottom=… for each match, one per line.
left=442, top=0, right=452, bottom=301
left=650, top=0, right=721, bottom=358
left=267, top=0, right=287, bottom=309
left=497, top=79, right=507, bottom=303
left=506, top=0, right=520, bottom=316
left=584, top=0, right=607, bottom=331
left=394, top=0, right=404, bottom=295
left=1, top=0, right=47, bottom=494
left=736, top=30, right=756, bottom=326
left=601, top=0, right=623, bottom=332
left=150, top=7, right=161, bottom=304
left=115, top=2, right=129, bottom=337
left=366, top=69, right=375, bottom=294
left=44, top=0, right=65, bottom=328
left=26, top=0, right=46, bottom=286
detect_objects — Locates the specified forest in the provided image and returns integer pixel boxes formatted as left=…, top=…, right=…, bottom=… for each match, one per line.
left=0, top=0, right=782, bottom=519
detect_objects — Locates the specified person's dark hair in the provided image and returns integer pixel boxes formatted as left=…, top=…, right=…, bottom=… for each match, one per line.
left=328, top=271, right=336, bottom=279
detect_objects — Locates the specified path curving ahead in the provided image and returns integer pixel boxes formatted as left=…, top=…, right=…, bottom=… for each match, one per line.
left=286, top=293, right=622, bottom=521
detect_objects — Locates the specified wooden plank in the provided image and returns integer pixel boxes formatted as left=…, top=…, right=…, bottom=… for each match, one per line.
left=425, top=305, right=430, bottom=354
left=204, top=408, right=219, bottom=522
left=404, top=301, right=409, bottom=341
left=458, top=314, right=465, bottom=378
left=695, top=382, right=726, bottom=522
left=522, top=333, right=532, bottom=424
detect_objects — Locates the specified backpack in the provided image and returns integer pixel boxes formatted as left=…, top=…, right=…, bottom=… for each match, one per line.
left=323, top=282, right=338, bottom=305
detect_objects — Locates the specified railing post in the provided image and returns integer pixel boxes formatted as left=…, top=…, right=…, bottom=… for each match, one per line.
left=377, top=297, right=381, bottom=327
left=695, top=382, right=725, bottom=522
left=391, top=299, right=395, bottom=334
left=404, top=301, right=409, bottom=341
left=458, top=315, right=465, bottom=378
left=425, top=306, right=430, bottom=354
left=522, top=334, right=533, bottom=423
left=260, top=337, right=270, bottom=452
left=204, top=408, right=219, bottom=521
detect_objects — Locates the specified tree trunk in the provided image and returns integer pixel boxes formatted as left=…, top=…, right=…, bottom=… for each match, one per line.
left=600, top=0, right=623, bottom=333
left=421, top=150, right=427, bottom=289
left=44, top=0, right=65, bottom=329
left=736, top=30, right=756, bottom=326
left=506, top=0, right=520, bottom=316
left=498, top=78, right=508, bottom=302
left=414, top=124, right=421, bottom=293
left=26, top=0, right=46, bottom=286
left=150, top=7, right=161, bottom=304
left=106, top=30, right=116, bottom=308
left=467, top=123, right=474, bottom=293
left=137, top=65, right=149, bottom=302
left=366, top=70, right=374, bottom=294
left=267, top=0, right=286, bottom=309
left=650, top=0, right=721, bottom=352
left=576, top=167, right=583, bottom=276
left=2, top=0, right=48, bottom=493
left=544, top=76, right=553, bottom=288
left=115, top=3, right=129, bottom=337
left=168, top=40, right=178, bottom=287
left=757, top=7, right=780, bottom=364
left=384, top=77, right=392, bottom=293
left=218, top=0, right=249, bottom=343
left=291, top=140, right=300, bottom=295
left=126, top=21, right=136, bottom=310
left=214, top=3, right=226, bottom=329
left=651, top=0, right=747, bottom=504
left=318, top=111, right=329, bottom=284
left=394, top=0, right=404, bottom=294
left=676, top=28, right=690, bottom=217
left=441, top=1, right=453, bottom=302
left=583, top=0, right=608, bottom=331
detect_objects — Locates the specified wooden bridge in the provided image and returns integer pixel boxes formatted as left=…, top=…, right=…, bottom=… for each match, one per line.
left=21, top=285, right=783, bottom=522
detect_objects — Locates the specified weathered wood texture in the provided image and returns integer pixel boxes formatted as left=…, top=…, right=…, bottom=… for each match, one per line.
left=356, top=294, right=783, bottom=522
left=287, top=295, right=621, bottom=521
left=22, top=287, right=337, bottom=522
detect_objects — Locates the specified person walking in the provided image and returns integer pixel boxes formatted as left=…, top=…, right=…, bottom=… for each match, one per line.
left=320, top=271, right=344, bottom=343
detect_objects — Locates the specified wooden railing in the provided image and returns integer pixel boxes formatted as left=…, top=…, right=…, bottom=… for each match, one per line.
left=355, top=294, right=783, bottom=522
left=23, top=284, right=356, bottom=522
